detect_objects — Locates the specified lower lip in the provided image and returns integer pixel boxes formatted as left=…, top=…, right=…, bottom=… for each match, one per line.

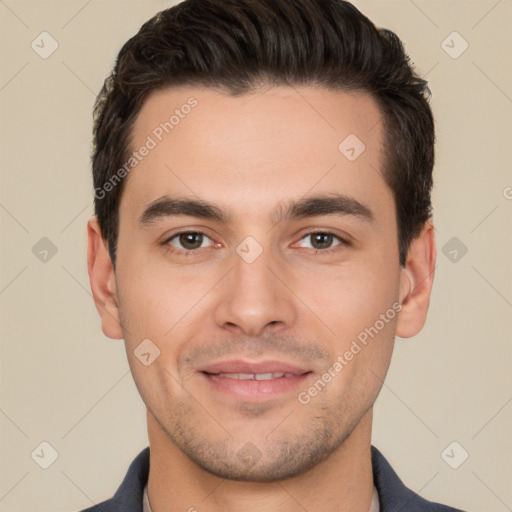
left=201, top=372, right=312, bottom=400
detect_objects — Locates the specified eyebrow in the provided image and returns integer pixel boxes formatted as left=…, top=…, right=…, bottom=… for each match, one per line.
left=139, top=196, right=229, bottom=226
left=273, top=194, right=375, bottom=225
left=138, top=193, right=375, bottom=227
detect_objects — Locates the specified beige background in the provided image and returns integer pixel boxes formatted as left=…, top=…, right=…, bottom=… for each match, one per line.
left=1, top=1, right=511, bottom=511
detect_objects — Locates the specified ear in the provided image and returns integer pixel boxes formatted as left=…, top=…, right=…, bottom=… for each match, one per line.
left=395, top=221, right=436, bottom=338
left=87, top=216, right=123, bottom=339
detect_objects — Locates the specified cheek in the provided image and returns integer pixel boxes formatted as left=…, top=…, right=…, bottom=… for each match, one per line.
left=116, top=259, right=216, bottom=350
left=299, top=257, right=400, bottom=336
left=297, top=257, right=400, bottom=386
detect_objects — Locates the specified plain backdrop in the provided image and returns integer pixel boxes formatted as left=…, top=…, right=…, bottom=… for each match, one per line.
left=1, top=1, right=511, bottom=511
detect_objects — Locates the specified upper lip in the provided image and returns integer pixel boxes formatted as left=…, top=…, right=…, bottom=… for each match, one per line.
left=199, top=359, right=311, bottom=376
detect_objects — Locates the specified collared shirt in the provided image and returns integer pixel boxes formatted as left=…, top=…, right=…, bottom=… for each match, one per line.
left=142, top=482, right=380, bottom=511
left=79, top=445, right=467, bottom=512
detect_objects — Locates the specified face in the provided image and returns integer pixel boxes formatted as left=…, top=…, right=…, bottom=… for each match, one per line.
left=89, top=85, right=431, bottom=482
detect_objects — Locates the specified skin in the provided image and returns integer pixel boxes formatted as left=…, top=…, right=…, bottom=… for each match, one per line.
left=87, top=85, right=436, bottom=512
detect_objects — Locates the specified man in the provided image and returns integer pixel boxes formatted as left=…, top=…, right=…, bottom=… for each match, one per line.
left=83, top=0, right=466, bottom=510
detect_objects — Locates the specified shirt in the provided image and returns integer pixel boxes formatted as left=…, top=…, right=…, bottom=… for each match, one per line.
left=142, top=481, right=380, bottom=511
left=79, top=445, right=467, bottom=511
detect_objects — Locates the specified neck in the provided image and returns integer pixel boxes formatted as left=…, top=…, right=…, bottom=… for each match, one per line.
left=146, top=408, right=375, bottom=512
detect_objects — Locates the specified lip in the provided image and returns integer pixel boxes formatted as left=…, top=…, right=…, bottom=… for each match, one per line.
left=199, top=359, right=310, bottom=375
left=199, top=359, right=313, bottom=400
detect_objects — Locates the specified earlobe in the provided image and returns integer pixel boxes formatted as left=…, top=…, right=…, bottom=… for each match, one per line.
left=87, top=216, right=124, bottom=340
left=395, top=222, right=436, bottom=339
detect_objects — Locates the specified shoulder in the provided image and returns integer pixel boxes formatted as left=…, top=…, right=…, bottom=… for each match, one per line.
left=371, top=445, right=467, bottom=512
left=77, top=447, right=150, bottom=512
left=78, top=445, right=467, bottom=511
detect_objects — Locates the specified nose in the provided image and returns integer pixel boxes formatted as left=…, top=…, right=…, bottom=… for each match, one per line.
left=213, top=243, right=297, bottom=337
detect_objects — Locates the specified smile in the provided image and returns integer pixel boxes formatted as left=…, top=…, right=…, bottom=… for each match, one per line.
left=213, top=372, right=297, bottom=380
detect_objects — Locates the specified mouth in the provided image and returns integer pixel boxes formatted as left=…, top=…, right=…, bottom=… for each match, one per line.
left=199, top=360, right=313, bottom=400
left=203, top=371, right=300, bottom=380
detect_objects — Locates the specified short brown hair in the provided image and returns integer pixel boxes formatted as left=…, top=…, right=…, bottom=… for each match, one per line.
left=92, top=0, right=435, bottom=268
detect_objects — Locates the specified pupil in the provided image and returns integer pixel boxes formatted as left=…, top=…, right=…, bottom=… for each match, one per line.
left=312, top=233, right=332, bottom=249
left=180, top=232, right=202, bottom=249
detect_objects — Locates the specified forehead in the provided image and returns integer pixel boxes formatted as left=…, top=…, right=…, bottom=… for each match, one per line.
left=120, top=85, right=391, bottom=225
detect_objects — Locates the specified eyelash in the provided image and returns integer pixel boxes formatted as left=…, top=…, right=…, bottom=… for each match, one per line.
left=161, top=230, right=351, bottom=256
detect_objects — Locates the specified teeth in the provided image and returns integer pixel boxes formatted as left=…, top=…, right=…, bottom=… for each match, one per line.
left=218, top=373, right=254, bottom=380
left=216, top=372, right=289, bottom=380
left=255, top=373, right=285, bottom=380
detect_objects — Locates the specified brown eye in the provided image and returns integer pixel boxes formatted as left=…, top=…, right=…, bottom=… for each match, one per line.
left=168, top=232, right=211, bottom=251
left=297, top=232, right=344, bottom=251
left=310, top=233, right=335, bottom=249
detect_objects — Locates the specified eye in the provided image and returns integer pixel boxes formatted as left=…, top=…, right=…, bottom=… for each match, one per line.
left=295, top=231, right=348, bottom=252
left=165, top=231, right=214, bottom=252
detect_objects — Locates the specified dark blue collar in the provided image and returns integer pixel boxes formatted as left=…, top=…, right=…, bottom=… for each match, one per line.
left=80, top=445, right=465, bottom=511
